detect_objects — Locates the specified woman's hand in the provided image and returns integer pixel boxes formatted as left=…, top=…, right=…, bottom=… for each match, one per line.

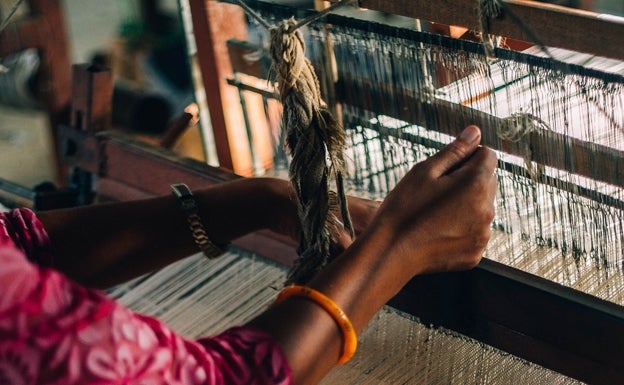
left=252, top=125, right=498, bottom=385
left=366, top=125, right=497, bottom=276
left=330, top=196, right=380, bottom=253
left=262, top=124, right=496, bottom=281
left=267, top=179, right=380, bottom=251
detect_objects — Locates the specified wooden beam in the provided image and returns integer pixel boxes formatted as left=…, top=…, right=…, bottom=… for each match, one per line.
left=188, top=0, right=257, bottom=175
left=28, top=0, right=72, bottom=115
left=389, top=258, right=624, bottom=385
left=340, top=0, right=624, bottom=61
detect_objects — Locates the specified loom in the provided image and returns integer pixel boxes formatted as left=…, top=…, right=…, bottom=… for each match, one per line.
left=55, top=0, right=624, bottom=384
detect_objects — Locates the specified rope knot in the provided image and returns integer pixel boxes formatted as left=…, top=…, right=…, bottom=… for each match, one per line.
left=267, top=17, right=353, bottom=284
left=235, top=0, right=357, bottom=284
left=499, top=112, right=549, bottom=181
left=499, top=112, right=540, bottom=142
left=270, top=18, right=316, bottom=103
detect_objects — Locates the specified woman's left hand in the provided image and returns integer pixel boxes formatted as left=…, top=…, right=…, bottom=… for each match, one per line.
left=330, top=196, right=380, bottom=254
left=265, top=178, right=380, bottom=252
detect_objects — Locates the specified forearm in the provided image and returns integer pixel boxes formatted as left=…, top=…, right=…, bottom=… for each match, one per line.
left=38, top=177, right=295, bottom=288
left=250, top=225, right=410, bottom=384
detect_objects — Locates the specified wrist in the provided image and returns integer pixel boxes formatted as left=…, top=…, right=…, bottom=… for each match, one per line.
left=349, top=217, right=425, bottom=290
left=308, top=223, right=414, bottom=326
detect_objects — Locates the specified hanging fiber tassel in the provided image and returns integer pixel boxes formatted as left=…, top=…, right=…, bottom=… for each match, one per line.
left=478, top=0, right=503, bottom=61
left=269, top=18, right=354, bottom=284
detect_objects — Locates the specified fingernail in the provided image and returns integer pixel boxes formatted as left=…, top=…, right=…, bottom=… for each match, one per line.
left=458, top=126, right=480, bottom=143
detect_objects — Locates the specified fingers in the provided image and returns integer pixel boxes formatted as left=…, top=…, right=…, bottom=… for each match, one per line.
left=464, top=145, right=498, bottom=177
left=427, top=125, right=482, bottom=178
left=461, top=146, right=498, bottom=205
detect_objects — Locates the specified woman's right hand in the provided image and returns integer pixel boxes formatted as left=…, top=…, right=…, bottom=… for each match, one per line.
left=252, top=125, right=498, bottom=385
left=364, top=125, right=498, bottom=277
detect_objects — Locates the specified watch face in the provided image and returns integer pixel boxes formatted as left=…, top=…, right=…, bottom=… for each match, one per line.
left=171, top=183, right=192, bottom=198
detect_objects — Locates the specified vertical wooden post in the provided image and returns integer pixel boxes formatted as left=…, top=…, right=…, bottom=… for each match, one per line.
left=188, top=0, right=256, bottom=176
left=70, top=64, right=114, bottom=133
left=28, top=0, right=72, bottom=125
left=60, top=64, right=113, bottom=178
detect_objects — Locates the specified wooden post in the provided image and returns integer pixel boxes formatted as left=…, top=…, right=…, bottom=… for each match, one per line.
left=70, top=64, right=114, bottom=133
left=188, top=0, right=258, bottom=176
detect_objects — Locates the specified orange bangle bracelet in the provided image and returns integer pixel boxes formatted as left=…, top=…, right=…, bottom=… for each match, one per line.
left=275, top=285, right=357, bottom=365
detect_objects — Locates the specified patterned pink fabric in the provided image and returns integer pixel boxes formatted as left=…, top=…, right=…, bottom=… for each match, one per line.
left=0, top=208, right=292, bottom=385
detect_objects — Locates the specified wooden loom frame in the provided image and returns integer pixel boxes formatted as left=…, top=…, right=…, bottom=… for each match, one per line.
left=58, top=1, right=624, bottom=384
left=338, top=0, right=624, bottom=62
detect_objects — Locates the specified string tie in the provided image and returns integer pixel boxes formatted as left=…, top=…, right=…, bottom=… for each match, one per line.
left=478, top=0, right=503, bottom=61
left=499, top=112, right=549, bottom=181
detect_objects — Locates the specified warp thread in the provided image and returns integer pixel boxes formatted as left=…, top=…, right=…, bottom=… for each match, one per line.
left=269, top=18, right=354, bottom=284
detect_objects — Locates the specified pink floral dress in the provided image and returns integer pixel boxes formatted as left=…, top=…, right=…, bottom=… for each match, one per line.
left=0, top=208, right=292, bottom=384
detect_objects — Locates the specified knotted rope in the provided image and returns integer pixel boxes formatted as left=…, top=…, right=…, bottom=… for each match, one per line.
left=234, top=0, right=356, bottom=284
left=270, top=18, right=354, bottom=284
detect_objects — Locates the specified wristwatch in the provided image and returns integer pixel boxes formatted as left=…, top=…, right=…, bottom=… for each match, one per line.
left=170, top=183, right=227, bottom=259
